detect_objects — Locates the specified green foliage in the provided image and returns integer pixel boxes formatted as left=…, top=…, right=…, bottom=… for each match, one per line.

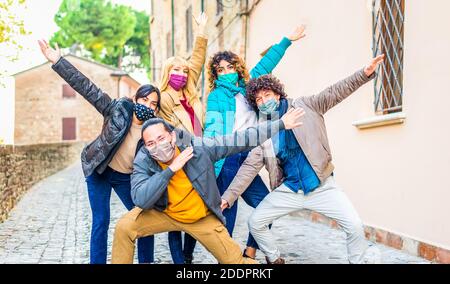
left=51, top=0, right=150, bottom=76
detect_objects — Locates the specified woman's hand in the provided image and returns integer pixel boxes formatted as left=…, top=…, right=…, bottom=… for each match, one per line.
left=38, top=39, right=61, bottom=65
left=364, top=54, right=385, bottom=77
left=287, top=25, right=306, bottom=42
left=194, top=12, right=208, bottom=36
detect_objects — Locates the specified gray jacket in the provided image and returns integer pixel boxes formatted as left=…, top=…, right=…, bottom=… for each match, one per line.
left=222, top=68, right=375, bottom=207
left=131, top=119, right=286, bottom=224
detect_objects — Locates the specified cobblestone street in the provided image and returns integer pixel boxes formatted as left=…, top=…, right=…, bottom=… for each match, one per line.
left=0, top=163, right=429, bottom=264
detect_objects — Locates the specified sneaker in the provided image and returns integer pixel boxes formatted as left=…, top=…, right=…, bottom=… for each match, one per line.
left=361, top=245, right=382, bottom=264
left=265, top=256, right=285, bottom=264
left=184, top=255, right=193, bottom=264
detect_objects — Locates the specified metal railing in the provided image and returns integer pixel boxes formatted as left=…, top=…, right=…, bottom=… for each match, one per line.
left=372, top=0, right=405, bottom=114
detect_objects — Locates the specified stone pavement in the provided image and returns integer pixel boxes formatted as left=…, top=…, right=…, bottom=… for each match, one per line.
left=0, top=163, right=429, bottom=264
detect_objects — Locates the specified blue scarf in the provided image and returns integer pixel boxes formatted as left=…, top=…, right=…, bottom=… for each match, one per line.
left=214, top=78, right=247, bottom=98
left=277, top=98, right=301, bottom=159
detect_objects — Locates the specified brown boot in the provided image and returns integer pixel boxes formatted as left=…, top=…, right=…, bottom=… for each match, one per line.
left=265, top=256, right=285, bottom=264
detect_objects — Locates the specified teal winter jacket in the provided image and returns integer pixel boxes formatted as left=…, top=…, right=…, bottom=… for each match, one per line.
left=204, top=37, right=292, bottom=176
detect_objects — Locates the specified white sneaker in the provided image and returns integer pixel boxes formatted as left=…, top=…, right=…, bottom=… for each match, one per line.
left=361, top=244, right=382, bottom=264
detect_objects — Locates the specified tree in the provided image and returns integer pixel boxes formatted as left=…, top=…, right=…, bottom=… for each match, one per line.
left=51, top=0, right=150, bottom=76
left=103, top=10, right=150, bottom=75
left=0, top=0, right=29, bottom=76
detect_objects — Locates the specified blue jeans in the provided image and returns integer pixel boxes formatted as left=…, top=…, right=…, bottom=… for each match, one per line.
left=86, top=167, right=154, bottom=264
left=168, top=231, right=197, bottom=264
left=217, top=151, right=270, bottom=249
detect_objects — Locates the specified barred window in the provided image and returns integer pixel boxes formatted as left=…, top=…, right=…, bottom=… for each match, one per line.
left=372, top=0, right=404, bottom=114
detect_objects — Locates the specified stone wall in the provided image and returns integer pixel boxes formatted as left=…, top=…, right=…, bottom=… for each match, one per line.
left=0, top=142, right=84, bottom=222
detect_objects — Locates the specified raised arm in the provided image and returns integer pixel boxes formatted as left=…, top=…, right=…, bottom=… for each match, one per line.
left=299, top=54, right=385, bottom=114
left=130, top=148, right=174, bottom=210
left=205, top=108, right=305, bottom=161
left=188, top=12, right=208, bottom=85
left=38, top=39, right=113, bottom=116
left=250, top=25, right=306, bottom=79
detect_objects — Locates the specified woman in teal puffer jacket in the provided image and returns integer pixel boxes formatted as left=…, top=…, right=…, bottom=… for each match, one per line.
left=203, top=26, right=306, bottom=260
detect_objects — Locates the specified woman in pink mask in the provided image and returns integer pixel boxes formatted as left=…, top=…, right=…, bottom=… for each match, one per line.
left=158, top=12, right=208, bottom=264
left=159, top=12, right=207, bottom=138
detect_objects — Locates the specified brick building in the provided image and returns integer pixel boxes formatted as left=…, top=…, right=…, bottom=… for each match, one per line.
left=11, top=54, right=141, bottom=145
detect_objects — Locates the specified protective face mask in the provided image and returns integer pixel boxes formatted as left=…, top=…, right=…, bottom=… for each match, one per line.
left=147, top=139, right=175, bottom=163
left=218, top=72, right=239, bottom=85
left=258, top=98, right=280, bottom=115
left=168, top=74, right=188, bottom=91
left=134, top=103, right=155, bottom=122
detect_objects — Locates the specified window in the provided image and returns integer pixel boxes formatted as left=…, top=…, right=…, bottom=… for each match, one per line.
left=217, top=20, right=224, bottom=50
left=186, top=5, right=193, bottom=52
left=166, top=32, right=173, bottom=58
left=216, top=0, right=223, bottom=15
left=62, top=117, right=76, bottom=141
left=62, top=84, right=76, bottom=98
left=152, top=50, right=157, bottom=82
left=372, top=0, right=405, bottom=114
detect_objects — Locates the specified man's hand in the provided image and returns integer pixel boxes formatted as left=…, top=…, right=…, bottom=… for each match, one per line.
left=38, top=39, right=61, bottom=64
left=364, top=54, right=385, bottom=77
left=287, top=25, right=306, bottom=42
left=193, top=12, right=208, bottom=36
left=169, top=147, right=194, bottom=172
left=220, top=199, right=229, bottom=211
left=281, top=107, right=305, bottom=130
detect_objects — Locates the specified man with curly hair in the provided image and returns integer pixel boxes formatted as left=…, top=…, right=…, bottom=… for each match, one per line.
left=221, top=54, right=386, bottom=264
left=203, top=26, right=306, bottom=260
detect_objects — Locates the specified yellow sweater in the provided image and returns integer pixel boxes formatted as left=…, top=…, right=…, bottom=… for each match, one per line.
left=158, top=148, right=209, bottom=223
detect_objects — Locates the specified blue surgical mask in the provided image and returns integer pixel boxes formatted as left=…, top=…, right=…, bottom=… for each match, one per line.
left=258, top=98, right=280, bottom=115
left=218, top=72, right=239, bottom=85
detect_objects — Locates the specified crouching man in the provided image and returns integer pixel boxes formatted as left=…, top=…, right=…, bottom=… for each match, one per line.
left=111, top=108, right=304, bottom=264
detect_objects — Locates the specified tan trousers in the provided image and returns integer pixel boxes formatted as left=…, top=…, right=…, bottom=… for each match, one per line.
left=112, top=207, right=258, bottom=264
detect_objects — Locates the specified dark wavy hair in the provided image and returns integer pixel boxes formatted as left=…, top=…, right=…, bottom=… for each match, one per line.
left=135, top=84, right=161, bottom=110
left=246, top=74, right=287, bottom=111
left=207, top=51, right=250, bottom=90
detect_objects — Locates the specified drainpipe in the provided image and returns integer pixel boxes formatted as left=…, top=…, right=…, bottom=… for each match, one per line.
left=243, top=0, right=249, bottom=61
left=171, top=0, right=175, bottom=56
left=201, top=0, right=205, bottom=98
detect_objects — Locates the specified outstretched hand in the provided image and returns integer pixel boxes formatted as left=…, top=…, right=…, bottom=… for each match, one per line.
left=364, top=54, right=385, bottom=77
left=38, top=39, right=61, bottom=65
left=288, top=25, right=306, bottom=42
left=281, top=107, right=306, bottom=130
left=193, top=12, right=208, bottom=35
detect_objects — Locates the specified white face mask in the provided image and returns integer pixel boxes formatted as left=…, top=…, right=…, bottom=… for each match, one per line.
left=147, top=139, right=175, bottom=163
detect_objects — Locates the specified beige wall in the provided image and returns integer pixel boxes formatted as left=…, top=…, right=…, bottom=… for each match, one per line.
left=247, top=0, right=450, bottom=249
left=14, top=56, right=138, bottom=145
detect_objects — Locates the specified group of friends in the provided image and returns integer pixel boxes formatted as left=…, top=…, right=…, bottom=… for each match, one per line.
left=38, top=12, right=385, bottom=264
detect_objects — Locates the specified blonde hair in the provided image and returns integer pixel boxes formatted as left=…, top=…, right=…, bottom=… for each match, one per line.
left=159, top=56, right=198, bottom=104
